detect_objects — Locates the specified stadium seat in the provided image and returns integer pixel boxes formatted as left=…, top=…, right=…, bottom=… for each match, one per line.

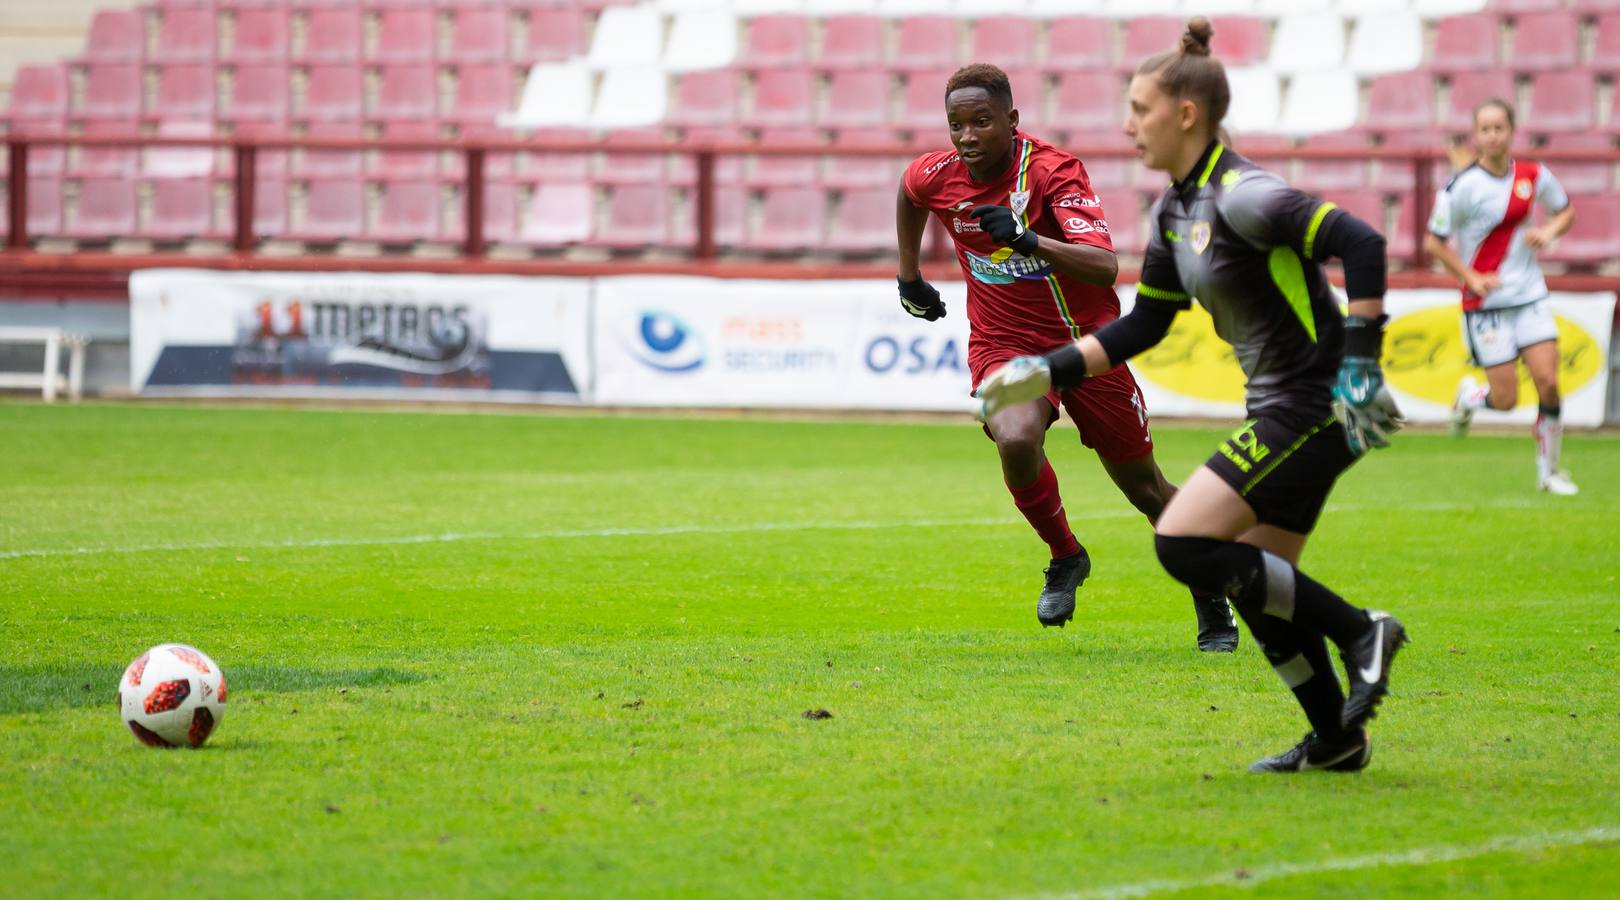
left=300, top=66, right=363, bottom=121
left=1544, top=194, right=1620, bottom=265
left=1495, top=0, right=1565, bottom=13
left=738, top=15, right=810, bottom=69
left=1207, top=17, right=1268, bottom=67
left=669, top=70, right=741, bottom=127
left=67, top=178, right=138, bottom=239
left=1102, top=190, right=1142, bottom=256
left=752, top=186, right=825, bottom=252
left=151, top=65, right=217, bottom=121
left=666, top=10, right=739, bottom=72
left=598, top=183, right=673, bottom=249
left=7, top=66, right=70, bottom=121
left=1194, top=0, right=1258, bottom=12
left=144, top=119, right=216, bottom=178
left=1431, top=14, right=1498, bottom=72
left=819, top=129, right=905, bottom=189
left=1278, top=71, right=1358, bottom=135
left=1043, top=17, right=1114, bottom=72
left=373, top=120, right=441, bottom=180
left=891, top=17, right=959, bottom=72
left=519, top=182, right=594, bottom=246
left=373, top=66, right=439, bottom=121
left=70, top=120, right=140, bottom=178
left=1223, top=67, right=1280, bottom=134
left=82, top=11, right=144, bottom=64
left=817, top=16, right=885, bottom=70
left=522, top=7, right=588, bottom=63
left=969, top=19, right=1036, bottom=71
left=897, top=69, right=958, bottom=131
left=298, top=179, right=365, bottom=241
left=1122, top=18, right=1187, bottom=65
left=1293, top=134, right=1370, bottom=193
left=875, top=0, right=954, bottom=14
left=245, top=177, right=288, bottom=239
left=447, top=65, right=514, bottom=125
left=670, top=184, right=746, bottom=251
left=518, top=127, right=591, bottom=182
left=1508, top=13, right=1580, bottom=73
left=590, top=67, right=669, bottom=128
left=371, top=8, right=436, bottom=64
left=1369, top=130, right=1445, bottom=193
left=141, top=177, right=217, bottom=240
left=294, top=121, right=363, bottom=177
left=1004, top=69, right=1044, bottom=130
left=1051, top=71, right=1126, bottom=136
left=465, top=180, right=520, bottom=245
left=156, top=8, right=216, bottom=63
left=1268, top=14, right=1345, bottom=73
left=587, top=5, right=663, bottom=68
left=501, top=63, right=593, bottom=128
left=1389, top=192, right=1418, bottom=261
left=448, top=8, right=510, bottom=63
left=1082, top=157, right=1130, bottom=198
left=369, top=180, right=443, bottom=243
left=295, top=8, right=361, bottom=64
left=16, top=178, right=64, bottom=238
left=591, top=128, right=668, bottom=186
left=1441, top=72, right=1516, bottom=132
left=1333, top=0, right=1406, bottom=13
left=1026, top=0, right=1104, bottom=15
left=821, top=70, right=891, bottom=127
left=77, top=65, right=142, bottom=119
left=1364, top=72, right=1436, bottom=133
left=667, top=127, right=746, bottom=185
left=744, top=127, right=821, bottom=187
left=747, top=69, right=815, bottom=127
left=1538, top=134, right=1612, bottom=194
left=225, top=8, right=290, bottom=64
left=734, top=0, right=810, bottom=11
left=442, top=123, right=515, bottom=181
left=224, top=65, right=290, bottom=123
left=1256, top=0, right=1330, bottom=11
left=1593, top=14, right=1620, bottom=73
left=1412, top=0, right=1489, bottom=12
left=1318, top=190, right=1386, bottom=240
left=824, top=187, right=894, bottom=254
left=1346, top=13, right=1422, bottom=75
left=1526, top=72, right=1595, bottom=133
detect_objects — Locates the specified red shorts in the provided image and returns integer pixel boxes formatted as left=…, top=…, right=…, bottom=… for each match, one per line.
left=971, top=353, right=1154, bottom=464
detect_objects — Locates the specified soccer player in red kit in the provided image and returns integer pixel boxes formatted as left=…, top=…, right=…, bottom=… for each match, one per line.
left=895, top=64, right=1237, bottom=651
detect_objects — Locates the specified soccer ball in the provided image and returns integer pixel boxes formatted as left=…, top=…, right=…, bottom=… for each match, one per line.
left=118, top=644, right=227, bottom=748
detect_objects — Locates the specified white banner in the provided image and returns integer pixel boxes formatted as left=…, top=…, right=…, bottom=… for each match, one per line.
left=129, top=269, right=590, bottom=401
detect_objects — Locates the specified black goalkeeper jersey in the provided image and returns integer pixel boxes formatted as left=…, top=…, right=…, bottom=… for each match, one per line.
left=1137, top=141, right=1349, bottom=419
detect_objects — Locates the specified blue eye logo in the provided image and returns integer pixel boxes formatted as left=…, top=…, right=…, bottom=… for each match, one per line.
left=626, top=311, right=705, bottom=373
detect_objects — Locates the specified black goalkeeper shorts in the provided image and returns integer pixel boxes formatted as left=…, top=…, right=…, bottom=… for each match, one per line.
left=1204, top=409, right=1359, bottom=535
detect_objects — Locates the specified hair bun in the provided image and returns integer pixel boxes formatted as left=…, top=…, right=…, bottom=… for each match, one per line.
left=1181, top=16, right=1215, bottom=56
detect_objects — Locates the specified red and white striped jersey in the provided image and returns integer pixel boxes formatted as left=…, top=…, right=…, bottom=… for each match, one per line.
left=1427, top=159, right=1569, bottom=311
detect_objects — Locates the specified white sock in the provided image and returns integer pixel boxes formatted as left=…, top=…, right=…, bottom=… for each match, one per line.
left=1535, top=408, right=1562, bottom=481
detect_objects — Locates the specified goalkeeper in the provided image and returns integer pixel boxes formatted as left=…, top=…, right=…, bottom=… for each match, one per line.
left=979, top=17, right=1410, bottom=772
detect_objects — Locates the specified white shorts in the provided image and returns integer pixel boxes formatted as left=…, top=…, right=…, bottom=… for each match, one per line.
left=1462, top=301, right=1559, bottom=369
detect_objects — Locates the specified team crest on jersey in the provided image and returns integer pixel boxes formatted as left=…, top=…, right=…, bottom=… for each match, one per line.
left=1190, top=221, right=1212, bottom=254
left=1514, top=179, right=1533, bottom=200
left=1009, top=191, right=1031, bottom=218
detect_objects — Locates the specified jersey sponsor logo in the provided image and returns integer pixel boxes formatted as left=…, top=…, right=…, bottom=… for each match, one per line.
left=1054, top=192, right=1100, bottom=209
left=951, top=217, right=983, bottom=234
left=1190, top=221, right=1212, bottom=255
left=923, top=156, right=959, bottom=175
left=1062, top=217, right=1094, bottom=235
left=1164, top=229, right=1183, bottom=243
left=1009, top=190, right=1031, bottom=218
left=1221, top=169, right=1244, bottom=190
left=963, top=249, right=1053, bottom=284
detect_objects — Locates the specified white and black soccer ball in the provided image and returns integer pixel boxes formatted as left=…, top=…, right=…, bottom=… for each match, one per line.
left=118, top=644, right=227, bottom=748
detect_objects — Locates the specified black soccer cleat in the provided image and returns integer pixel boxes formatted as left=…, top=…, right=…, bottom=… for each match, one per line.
left=1193, top=594, right=1239, bottom=652
left=1248, top=729, right=1371, bottom=774
left=1036, top=548, right=1091, bottom=628
left=1340, top=610, right=1409, bottom=731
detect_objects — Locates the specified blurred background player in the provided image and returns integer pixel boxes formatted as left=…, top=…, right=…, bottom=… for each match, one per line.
left=1425, top=100, right=1579, bottom=496
left=976, top=19, right=1409, bottom=772
left=894, top=64, right=1237, bottom=652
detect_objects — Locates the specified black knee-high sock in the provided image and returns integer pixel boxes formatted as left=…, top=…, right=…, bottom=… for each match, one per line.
left=1225, top=596, right=1348, bottom=740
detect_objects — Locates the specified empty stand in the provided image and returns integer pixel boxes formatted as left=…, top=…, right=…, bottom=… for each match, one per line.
left=1508, top=12, right=1579, bottom=73
left=1223, top=67, right=1280, bottom=134
left=1293, top=134, right=1371, bottom=192
left=1544, top=195, right=1620, bottom=265
left=523, top=7, right=588, bottom=63
left=447, top=8, right=510, bottom=64
left=67, top=178, right=138, bottom=239
left=1593, top=14, right=1620, bottom=74
left=7, top=66, right=69, bottom=122
left=369, top=181, right=443, bottom=243
left=1364, top=71, right=1436, bottom=133
left=1431, top=14, right=1498, bottom=71
left=586, top=5, right=663, bottom=68
left=670, top=70, right=741, bottom=127
left=152, top=64, right=217, bottom=121
left=591, top=67, right=669, bottom=128
left=598, top=184, right=673, bottom=249
left=373, top=120, right=440, bottom=180
left=144, top=119, right=217, bottom=178
left=738, top=15, right=809, bottom=69
left=895, top=69, right=953, bottom=131
left=817, top=15, right=885, bottom=70
left=824, top=187, right=894, bottom=254
left=501, top=62, right=592, bottom=128
left=1442, top=71, right=1516, bottom=132
left=821, top=70, right=891, bottom=127
left=226, top=8, right=290, bottom=64
left=448, top=65, right=515, bottom=124
left=1346, top=13, right=1423, bottom=75
left=520, top=182, right=594, bottom=246
left=753, top=186, right=825, bottom=252
left=294, top=121, right=364, bottom=177
left=671, top=184, right=746, bottom=250
left=747, top=69, right=815, bottom=127
left=300, top=65, right=364, bottom=121
left=1268, top=13, right=1345, bottom=73
left=891, top=17, right=959, bottom=71
left=298, top=179, right=365, bottom=241
left=1122, top=18, right=1187, bottom=65
left=1539, top=134, right=1613, bottom=194
left=666, top=10, right=740, bottom=72
left=156, top=8, right=217, bottom=64
left=77, top=65, right=142, bottom=119
left=225, top=65, right=291, bottom=123
left=1527, top=72, right=1595, bottom=133
left=819, top=129, right=905, bottom=189
left=1051, top=71, right=1125, bottom=136
left=1279, top=71, right=1358, bottom=135
left=1043, top=17, right=1114, bottom=72
left=142, top=178, right=217, bottom=240
left=969, top=19, right=1036, bottom=71
left=295, top=8, right=362, bottom=64
left=745, top=127, right=821, bottom=187
left=373, top=66, right=439, bottom=121
left=82, top=10, right=144, bottom=64
left=370, top=8, right=436, bottom=64
left=70, top=120, right=140, bottom=178
left=591, top=128, right=668, bottom=185
left=667, top=127, right=746, bottom=185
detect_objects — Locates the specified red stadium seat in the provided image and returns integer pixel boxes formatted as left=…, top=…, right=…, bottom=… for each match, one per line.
left=142, top=178, right=217, bottom=240
left=520, top=128, right=591, bottom=183
left=818, top=16, right=884, bottom=70
left=370, top=180, right=443, bottom=243
left=1441, top=72, right=1516, bottom=132
left=969, top=19, right=1036, bottom=71
left=1389, top=192, right=1419, bottom=261
left=1538, top=134, right=1612, bottom=193
left=671, top=184, right=746, bottom=250
left=225, top=65, right=290, bottom=122
left=1043, top=17, right=1115, bottom=74
left=374, top=120, right=440, bottom=179
left=145, top=119, right=217, bottom=178
left=1212, top=17, right=1268, bottom=67
left=77, top=65, right=142, bottom=119
left=821, top=70, right=890, bottom=128
left=669, top=70, right=741, bottom=127
left=301, top=65, right=363, bottom=121
left=225, top=8, right=290, bottom=64
left=1369, top=130, right=1446, bottom=194
left=67, top=178, right=137, bottom=239
left=21, top=178, right=65, bottom=237
left=82, top=11, right=143, bottom=64
left=667, top=127, right=746, bottom=186
left=820, top=129, right=906, bottom=190
left=519, top=182, right=594, bottom=246
left=1593, top=14, right=1620, bottom=73
left=1295, top=133, right=1372, bottom=193
left=1005, top=69, right=1045, bottom=129
left=752, top=186, right=825, bottom=252
left=1123, top=18, right=1186, bottom=65
left=1431, top=14, right=1498, bottom=72
left=1526, top=72, right=1595, bottom=133
left=747, top=70, right=815, bottom=127
left=448, top=8, right=510, bottom=63
left=244, top=177, right=289, bottom=239
left=294, top=121, right=363, bottom=177
left=1317, top=190, right=1386, bottom=238
left=295, top=9, right=361, bottom=64
left=70, top=120, right=140, bottom=178
left=598, top=183, right=672, bottom=249
left=152, top=65, right=217, bottom=121
left=896, top=69, right=954, bottom=131
left=448, top=64, right=514, bottom=124
left=1544, top=194, right=1620, bottom=264
left=299, top=179, right=365, bottom=241
left=443, top=123, right=516, bottom=180
left=1363, top=71, right=1436, bottom=133
left=1102, top=191, right=1143, bottom=257
left=468, top=180, right=520, bottom=245
left=1051, top=72, right=1126, bottom=137
left=891, top=17, right=960, bottom=72
left=744, top=127, right=820, bottom=188
left=371, top=8, right=436, bottom=64
left=156, top=8, right=217, bottom=63
left=7, top=65, right=69, bottom=121
left=824, top=187, right=894, bottom=254
left=591, top=128, right=667, bottom=186
left=373, top=66, right=438, bottom=121
left=739, top=15, right=809, bottom=69
left=522, top=7, right=587, bottom=63
left=1495, top=0, right=1564, bottom=13
left=1508, top=12, right=1580, bottom=72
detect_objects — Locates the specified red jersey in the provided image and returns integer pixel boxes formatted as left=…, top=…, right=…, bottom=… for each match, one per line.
left=902, top=132, right=1120, bottom=379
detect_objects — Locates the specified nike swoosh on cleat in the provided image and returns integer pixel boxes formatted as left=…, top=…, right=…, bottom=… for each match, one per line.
left=1306, top=743, right=1362, bottom=770
left=1358, top=620, right=1386, bottom=684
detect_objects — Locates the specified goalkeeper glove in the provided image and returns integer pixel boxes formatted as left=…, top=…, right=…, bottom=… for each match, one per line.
left=897, top=276, right=946, bottom=321
left=1331, top=315, right=1405, bottom=456
left=974, top=344, right=1086, bottom=421
left=969, top=205, right=1039, bottom=256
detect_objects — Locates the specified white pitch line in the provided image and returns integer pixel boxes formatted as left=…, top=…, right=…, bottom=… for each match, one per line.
left=1032, top=825, right=1620, bottom=900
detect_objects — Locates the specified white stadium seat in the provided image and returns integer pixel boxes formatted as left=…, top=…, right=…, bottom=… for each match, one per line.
left=587, top=5, right=665, bottom=70
left=1196, top=0, right=1260, bottom=14
left=1267, top=13, right=1345, bottom=73
left=499, top=62, right=594, bottom=128
left=1336, top=0, right=1408, bottom=14
left=734, top=0, right=806, bottom=11
left=590, top=67, right=671, bottom=129
left=1412, top=0, right=1488, bottom=14
left=1277, top=70, right=1359, bottom=134
left=1223, top=66, right=1281, bottom=134
left=665, top=10, right=740, bottom=72
left=1346, top=13, right=1423, bottom=75
left=1256, top=0, right=1332, bottom=13
left=1102, top=0, right=1179, bottom=17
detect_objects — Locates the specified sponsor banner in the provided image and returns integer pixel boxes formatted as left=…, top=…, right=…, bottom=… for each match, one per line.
left=593, top=277, right=976, bottom=411
left=129, top=270, right=589, bottom=401
left=1120, top=287, right=1614, bottom=427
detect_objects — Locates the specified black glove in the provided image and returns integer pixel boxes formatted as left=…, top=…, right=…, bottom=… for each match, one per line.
left=897, top=276, right=946, bottom=321
left=969, top=205, right=1039, bottom=255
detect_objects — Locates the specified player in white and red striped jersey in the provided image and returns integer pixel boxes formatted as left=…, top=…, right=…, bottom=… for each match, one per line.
left=1424, top=98, right=1578, bottom=495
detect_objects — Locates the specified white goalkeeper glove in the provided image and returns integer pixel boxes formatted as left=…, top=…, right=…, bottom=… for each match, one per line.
left=973, top=355, right=1052, bottom=422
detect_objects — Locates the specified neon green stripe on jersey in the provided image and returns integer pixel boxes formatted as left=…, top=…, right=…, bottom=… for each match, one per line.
left=1195, top=143, right=1225, bottom=188
left=1303, top=201, right=1338, bottom=259
left=1267, top=246, right=1317, bottom=343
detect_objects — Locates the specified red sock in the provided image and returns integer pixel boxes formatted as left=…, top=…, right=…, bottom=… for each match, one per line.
left=1008, top=460, right=1081, bottom=559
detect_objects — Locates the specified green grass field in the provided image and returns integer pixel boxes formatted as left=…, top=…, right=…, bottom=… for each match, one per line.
left=2, top=402, right=1617, bottom=898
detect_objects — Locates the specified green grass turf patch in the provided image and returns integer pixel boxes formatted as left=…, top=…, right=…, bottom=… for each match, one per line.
left=1, top=403, right=1617, bottom=897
